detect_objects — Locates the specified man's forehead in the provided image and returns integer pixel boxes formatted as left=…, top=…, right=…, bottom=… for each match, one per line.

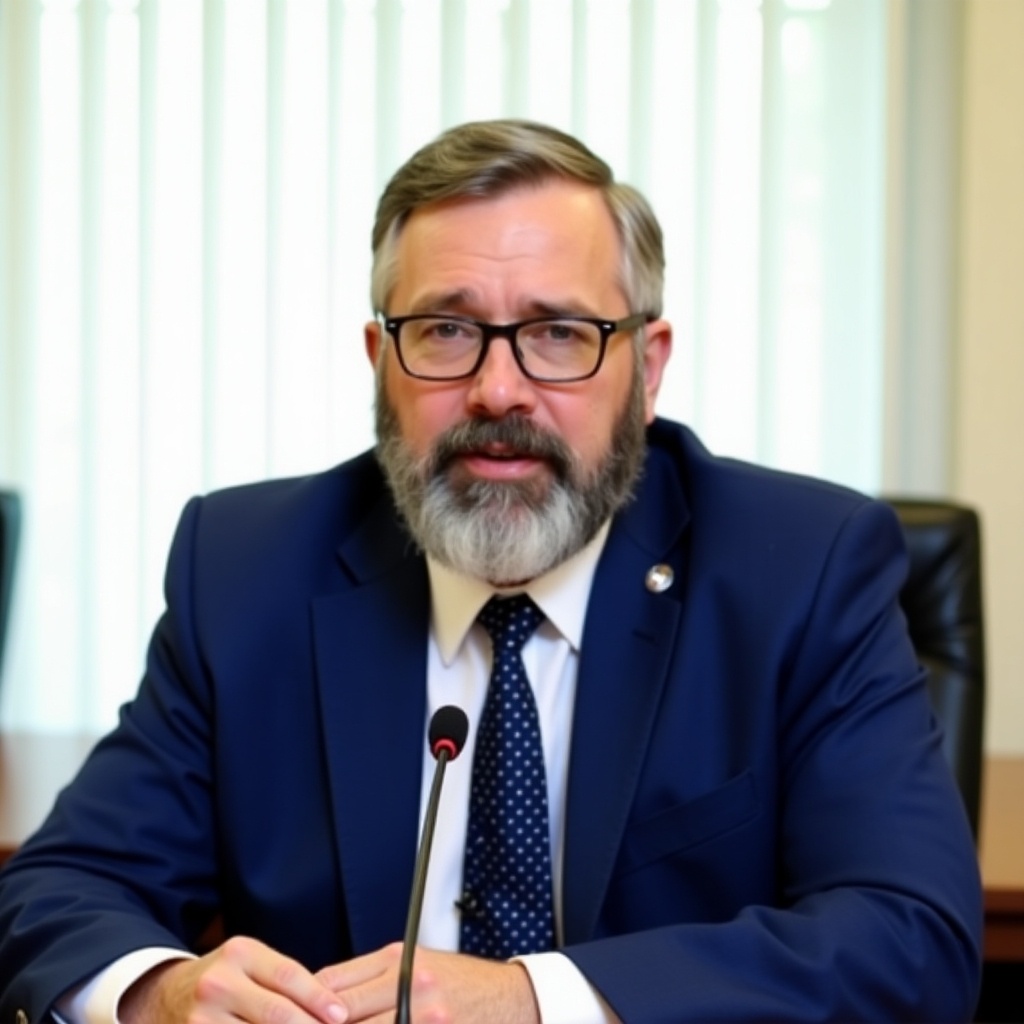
left=394, top=183, right=620, bottom=269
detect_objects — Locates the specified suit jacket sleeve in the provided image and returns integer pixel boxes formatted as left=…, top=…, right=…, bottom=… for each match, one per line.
left=0, top=496, right=223, bottom=1023
left=561, top=496, right=983, bottom=1022
left=0, top=458, right=418, bottom=1024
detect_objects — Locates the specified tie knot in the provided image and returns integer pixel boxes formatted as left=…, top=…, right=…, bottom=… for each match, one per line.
left=477, top=594, right=544, bottom=654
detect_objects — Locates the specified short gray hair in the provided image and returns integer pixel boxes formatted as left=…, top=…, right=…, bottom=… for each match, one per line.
left=370, top=119, right=665, bottom=318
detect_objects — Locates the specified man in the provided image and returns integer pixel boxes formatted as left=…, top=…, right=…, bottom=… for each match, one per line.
left=0, top=120, right=981, bottom=1023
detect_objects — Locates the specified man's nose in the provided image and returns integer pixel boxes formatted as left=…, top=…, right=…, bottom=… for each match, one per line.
left=466, top=334, right=538, bottom=417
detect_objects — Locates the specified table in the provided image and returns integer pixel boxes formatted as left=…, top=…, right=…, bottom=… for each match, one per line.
left=979, top=756, right=1024, bottom=961
left=2, top=734, right=1023, bottom=963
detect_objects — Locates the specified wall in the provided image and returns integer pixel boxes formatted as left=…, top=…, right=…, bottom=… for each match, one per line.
left=955, top=0, right=1024, bottom=755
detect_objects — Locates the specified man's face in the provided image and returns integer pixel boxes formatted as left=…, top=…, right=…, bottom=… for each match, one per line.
left=366, top=179, right=671, bottom=583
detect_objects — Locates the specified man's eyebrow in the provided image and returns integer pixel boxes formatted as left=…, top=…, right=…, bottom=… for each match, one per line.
left=406, top=290, right=476, bottom=315
left=406, top=294, right=599, bottom=320
left=522, top=299, right=598, bottom=319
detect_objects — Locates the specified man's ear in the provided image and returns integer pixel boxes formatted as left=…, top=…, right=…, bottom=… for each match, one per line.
left=640, top=319, right=673, bottom=423
left=365, top=320, right=383, bottom=368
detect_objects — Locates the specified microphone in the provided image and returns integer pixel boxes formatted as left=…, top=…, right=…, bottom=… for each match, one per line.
left=396, top=705, right=469, bottom=1024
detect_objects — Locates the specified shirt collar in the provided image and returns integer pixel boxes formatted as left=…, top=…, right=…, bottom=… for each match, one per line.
left=427, top=521, right=612, bottom=666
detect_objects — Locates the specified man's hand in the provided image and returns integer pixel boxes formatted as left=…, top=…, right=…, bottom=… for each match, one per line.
left=317, top=944, right=541, bottom=1024
left=118, top=936, right=347, bottom=1024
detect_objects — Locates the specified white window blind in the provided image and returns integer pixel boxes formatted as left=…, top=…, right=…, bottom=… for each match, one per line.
left=1, top=0, right=925, bottom=731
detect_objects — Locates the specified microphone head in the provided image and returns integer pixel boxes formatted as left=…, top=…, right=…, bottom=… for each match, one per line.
left=429, top=705, right=469, bottom=761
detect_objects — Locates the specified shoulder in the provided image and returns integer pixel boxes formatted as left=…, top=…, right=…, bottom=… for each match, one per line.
left=647, top=418, right=869, bottom=510
left=647, top=417, right=892, bottom=522
left=191, top=448, right=385, bottom=531
left=166, top=448, right=397, bottom=592
left=638, top=418, right=904, bottom=569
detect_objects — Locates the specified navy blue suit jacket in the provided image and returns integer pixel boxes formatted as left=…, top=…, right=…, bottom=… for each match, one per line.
left=0, top=419, right=982, bottom=1022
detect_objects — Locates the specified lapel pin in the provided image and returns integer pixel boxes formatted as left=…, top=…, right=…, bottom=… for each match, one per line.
left=645, top=564, right=674, bottom=593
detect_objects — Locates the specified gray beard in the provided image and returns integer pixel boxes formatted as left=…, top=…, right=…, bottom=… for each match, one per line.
left=374, top=364, right=648, bottom=584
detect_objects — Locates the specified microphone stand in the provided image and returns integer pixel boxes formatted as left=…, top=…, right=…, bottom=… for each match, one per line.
left=395, top=742, right=455, bottom=1024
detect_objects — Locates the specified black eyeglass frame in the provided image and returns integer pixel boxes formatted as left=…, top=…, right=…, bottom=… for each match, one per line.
left=380, top=312, right=650, bottom=383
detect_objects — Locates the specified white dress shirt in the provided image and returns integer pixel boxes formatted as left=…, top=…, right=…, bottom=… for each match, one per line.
left=57, top=525, right=617, bottom=1024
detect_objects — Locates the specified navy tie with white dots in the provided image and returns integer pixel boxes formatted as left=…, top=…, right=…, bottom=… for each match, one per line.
left=459, top=594, right=555, bottom=959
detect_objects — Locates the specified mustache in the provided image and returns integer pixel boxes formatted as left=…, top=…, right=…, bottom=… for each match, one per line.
left=425, top=416, right=576, bottom=479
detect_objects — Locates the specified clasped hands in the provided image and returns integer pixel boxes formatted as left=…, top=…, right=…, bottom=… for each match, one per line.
left=120, top=936, right=540, bottom=1024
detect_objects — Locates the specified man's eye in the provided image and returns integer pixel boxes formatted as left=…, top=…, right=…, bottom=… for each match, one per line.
left=427, top=320, right=471, bottom=340
left=532, top=321, right=586, bottom=343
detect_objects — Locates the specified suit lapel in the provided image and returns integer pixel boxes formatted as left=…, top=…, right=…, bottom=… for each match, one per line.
left=562, top=447, right=691, bottom=944
left=312, top=494, right=431, bottom=954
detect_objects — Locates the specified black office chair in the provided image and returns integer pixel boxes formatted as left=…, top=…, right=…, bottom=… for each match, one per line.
left=884, top=498, right=985, bottom=839
left=0, top=489, right=21, bottom=690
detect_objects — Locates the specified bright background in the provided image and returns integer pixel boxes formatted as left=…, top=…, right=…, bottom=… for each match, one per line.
left=0, top=0, right=1020, bottom=753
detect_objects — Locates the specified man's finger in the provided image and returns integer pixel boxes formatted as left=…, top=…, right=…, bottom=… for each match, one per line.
left=316, top=941, right=401, bottom=991
left=196, top=936, right=350, bottom=1023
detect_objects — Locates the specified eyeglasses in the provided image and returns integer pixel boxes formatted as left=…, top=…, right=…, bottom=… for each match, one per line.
left=380, top=313, right=649, bottom=383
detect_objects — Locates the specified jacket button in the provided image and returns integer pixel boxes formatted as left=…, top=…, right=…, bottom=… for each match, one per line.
left=645, top=563, right=674, bottom=593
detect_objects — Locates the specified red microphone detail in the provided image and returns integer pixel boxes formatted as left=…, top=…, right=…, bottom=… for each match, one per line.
left=428, top=705, right=469, bottom=762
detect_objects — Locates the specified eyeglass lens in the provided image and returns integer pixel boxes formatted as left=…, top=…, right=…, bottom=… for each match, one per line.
left=398, top=317, right=604, bottom=381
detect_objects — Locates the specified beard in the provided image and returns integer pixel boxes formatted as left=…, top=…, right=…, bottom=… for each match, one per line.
left=374, top=363, right=648, bottom=585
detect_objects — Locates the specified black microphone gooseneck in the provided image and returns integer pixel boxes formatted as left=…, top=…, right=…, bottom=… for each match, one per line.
left=395, top=705, right=469, bottom=1024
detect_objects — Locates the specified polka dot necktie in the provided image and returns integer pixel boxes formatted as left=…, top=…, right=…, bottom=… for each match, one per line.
left=459, top=594, right=555, bottom=959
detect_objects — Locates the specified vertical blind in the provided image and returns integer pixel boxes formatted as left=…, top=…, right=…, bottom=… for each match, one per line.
left=1, top=0, right=893, bottom=731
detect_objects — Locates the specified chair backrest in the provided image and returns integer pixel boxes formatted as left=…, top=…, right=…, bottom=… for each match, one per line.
left=884, top=498, right=985, bottom=839
left=0, top=489, right=21, bottom=688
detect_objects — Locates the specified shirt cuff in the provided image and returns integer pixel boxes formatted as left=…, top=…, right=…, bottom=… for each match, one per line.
left=514, top=952, right=620, bottom=1024
left=55, top=947, right=196, bottom=1024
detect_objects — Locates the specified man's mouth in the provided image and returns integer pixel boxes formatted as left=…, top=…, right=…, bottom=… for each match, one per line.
left=453, top=444, right=548, bottom=481
left=428, top=415, right=573, bottom=486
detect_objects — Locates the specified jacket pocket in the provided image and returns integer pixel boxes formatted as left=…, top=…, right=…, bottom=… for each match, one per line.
left=618, top=770, right=760, bottom=873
